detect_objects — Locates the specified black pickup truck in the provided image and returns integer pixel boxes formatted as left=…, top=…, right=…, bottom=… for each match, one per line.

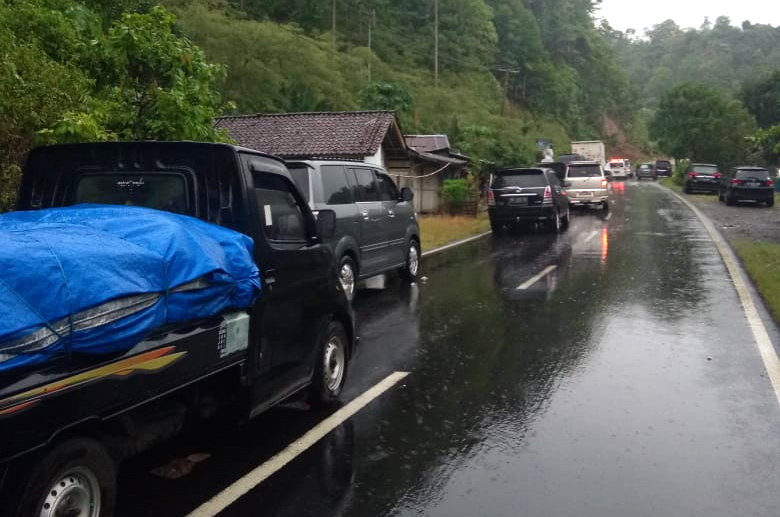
left=0, top=141, right=355, bottom=516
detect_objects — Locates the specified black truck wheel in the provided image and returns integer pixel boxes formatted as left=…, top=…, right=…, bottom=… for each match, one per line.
left=309, top=321, right=348, bottom=406
left=15, top=438, right=116, bottom=517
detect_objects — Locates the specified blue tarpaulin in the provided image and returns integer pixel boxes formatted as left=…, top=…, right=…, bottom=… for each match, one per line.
left=0, top=204, right=261, bottom=372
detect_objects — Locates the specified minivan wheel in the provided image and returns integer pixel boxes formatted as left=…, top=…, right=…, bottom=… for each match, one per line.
left=309, top=321, right=348, bottom=406
left=337, top=255, right=357, bottom=301
left=398, top=239, right=420, bottom=282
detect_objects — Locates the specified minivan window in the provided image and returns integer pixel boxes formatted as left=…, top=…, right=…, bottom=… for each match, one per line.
left=320, top=165, right=353, bottom=205
left=376, top=173, right=400, bottom=201
left=352, top=168, right=380, bottom=202
left=567, top=165, right=602, bottom=177
left=691, top=164, right=718, bottom=173
left=492, top=170, right=545, bottom=188
left=253, top=172, right=307, bottom=243
left=287, top=166, right=311, bottom=203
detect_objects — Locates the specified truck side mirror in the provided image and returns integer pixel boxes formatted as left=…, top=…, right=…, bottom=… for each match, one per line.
left=400, top=187, right=414, bottom=202
left=315, top=209, right=336, bottom=240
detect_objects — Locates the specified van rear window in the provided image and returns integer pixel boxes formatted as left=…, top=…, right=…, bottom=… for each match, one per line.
left=735, top=169, right=769, bottom=180
left=492, top=171, right=545, bottom=188
left=73, top=173, right=189, bottom=214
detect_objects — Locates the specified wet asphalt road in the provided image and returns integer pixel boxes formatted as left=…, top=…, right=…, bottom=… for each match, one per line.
left=117, top=180, right=780, bottom=517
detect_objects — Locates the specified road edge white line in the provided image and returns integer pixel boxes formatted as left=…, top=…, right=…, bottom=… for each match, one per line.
left=187, top=371, right=411, bottom=517
left=582, top=230, right=599, bottom=243
left=516, top=265, right=557, bottom=290
left=676, top=193, right=780, bottom=404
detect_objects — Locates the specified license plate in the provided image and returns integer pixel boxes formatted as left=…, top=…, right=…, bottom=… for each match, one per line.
left=746, top=181, right=758, bottom=187
left=579, top=191, right=593, bottom=197
left=508, top=197, right=527, bottom=205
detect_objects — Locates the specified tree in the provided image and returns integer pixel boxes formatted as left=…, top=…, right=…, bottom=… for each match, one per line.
left=650, top=83, right=756, bottom=169
left=358, top=82, right=414, bottom=113
left=741, top=70, right=780, bottom=129
left=46, top=6, right=231, bottom=142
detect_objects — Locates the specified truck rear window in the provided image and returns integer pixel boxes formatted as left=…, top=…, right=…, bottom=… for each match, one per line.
left=73, top=173, right=189, bottom=214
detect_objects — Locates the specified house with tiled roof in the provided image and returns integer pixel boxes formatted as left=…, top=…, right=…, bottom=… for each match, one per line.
left=214, top=111, right=469, bottom=213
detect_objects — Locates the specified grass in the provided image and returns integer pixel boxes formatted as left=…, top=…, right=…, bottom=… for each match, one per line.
left=418, top=212, right=490, bottom=251
left=732, top=241, right=780, bottom=322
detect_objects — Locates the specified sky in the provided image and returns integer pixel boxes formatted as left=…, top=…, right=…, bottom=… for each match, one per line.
left=595, top=0, right=780, bottom=33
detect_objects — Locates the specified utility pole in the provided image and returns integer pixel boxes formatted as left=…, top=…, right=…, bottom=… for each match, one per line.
left=434, top=0, right=438, bottom=87
left=332, top=0, right=336, bottom=50
left=368, top=9, right=375, bottom=82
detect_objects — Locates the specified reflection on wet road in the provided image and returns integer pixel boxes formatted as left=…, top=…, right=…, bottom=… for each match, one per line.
left=117, top=181, right=780, bottom=517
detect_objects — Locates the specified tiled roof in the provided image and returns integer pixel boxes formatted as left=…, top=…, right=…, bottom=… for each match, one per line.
left=214, top=111, right=405, bottom=158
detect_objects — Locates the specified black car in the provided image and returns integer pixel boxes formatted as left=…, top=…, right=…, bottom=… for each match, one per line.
left=718, top=166, right=775, bottom=207
left=684, top=163, right=721, bottom=193
left=654, top=159, right=672, bottom=177
left=635, top=162, right=657, bottom=181
left=487, top=167, right=570, bottom=233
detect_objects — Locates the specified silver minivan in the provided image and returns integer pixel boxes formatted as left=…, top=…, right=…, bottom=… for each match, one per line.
left=564, top=161, right=610, bottom=210
left=286, top=160, right=420, bottom=300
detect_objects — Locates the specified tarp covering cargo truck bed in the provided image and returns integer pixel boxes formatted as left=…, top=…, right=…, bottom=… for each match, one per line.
left=0, top=204, right=261, bottom=372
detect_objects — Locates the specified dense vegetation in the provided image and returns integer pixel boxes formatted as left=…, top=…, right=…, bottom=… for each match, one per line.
left=604, top=17, right=780, bottom=171
left=2, top=1, right=779, bottom=213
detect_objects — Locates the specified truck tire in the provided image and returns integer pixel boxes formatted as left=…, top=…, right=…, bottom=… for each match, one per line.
left=309, top=321, right=348, bottom=406
left=15, top=438, right=116, bottom=517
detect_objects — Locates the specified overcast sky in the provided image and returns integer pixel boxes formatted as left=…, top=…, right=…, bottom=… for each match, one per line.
left=595, top=0, right=780, bottom=33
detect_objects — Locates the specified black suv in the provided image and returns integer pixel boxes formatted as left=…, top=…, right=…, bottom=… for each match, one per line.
left=654, top=160, right=672, bottom=177
left=683, top=163, right=721, bottom=194
left=718, top=166, right=775, bottom=207
left=487, top=167, right=570, bottom=233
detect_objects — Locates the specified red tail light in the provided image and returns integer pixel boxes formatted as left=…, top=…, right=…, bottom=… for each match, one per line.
left=688, top=172, right=698, bottom=179
left=600, top=178, right=608, bottom=188
left=731, top=179, right=743, bottom=185
left=544, top=186, right=552, bottom=199
left=713, top=173, right=722, bottom=179
left=765, top=179, right=775, bottom=187
left=487, top=189, right=495, bottom=206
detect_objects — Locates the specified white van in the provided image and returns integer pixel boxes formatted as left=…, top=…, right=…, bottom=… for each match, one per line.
left=607, top=159, right=628, bottom=179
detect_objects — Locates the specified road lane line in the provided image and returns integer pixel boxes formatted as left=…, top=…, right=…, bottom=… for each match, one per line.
left=516, top=265, right=557, bottom=290
left=582, top=230, right=599, bottom=243
left=604, top=212, right=612, bottom=221
left=187, top=371, right=411, bottom=517
left=676, top=194, right=780, bottom=405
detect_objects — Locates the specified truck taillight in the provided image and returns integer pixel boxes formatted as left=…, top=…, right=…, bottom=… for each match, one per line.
left=487, top=189, right=495, bottom=206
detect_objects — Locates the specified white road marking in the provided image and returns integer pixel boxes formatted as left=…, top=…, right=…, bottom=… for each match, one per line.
left=604, top=212, right=612, bottom=221
left=676, top=194, right=780, bottom=405
left=516, top=265, right=557, bottom=290
left=582, top=230, right=599, bottom=243
left=187, top=371, right=411, bottom=517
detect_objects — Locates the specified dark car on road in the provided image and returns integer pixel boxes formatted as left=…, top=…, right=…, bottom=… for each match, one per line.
left=718, top=166, right=775, bottom=207
left=488, top=167, right=570, bottom=233
left=655, top=159, right=672, bottom=177
left=635, top=162, right=657, bottom=181
left=684, top=163, right=721, bottom=194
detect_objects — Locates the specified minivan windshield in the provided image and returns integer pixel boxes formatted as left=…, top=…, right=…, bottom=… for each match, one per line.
left=567, top=165, right=602, bottom=177
left=492, top=170, right=545, bottom=188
